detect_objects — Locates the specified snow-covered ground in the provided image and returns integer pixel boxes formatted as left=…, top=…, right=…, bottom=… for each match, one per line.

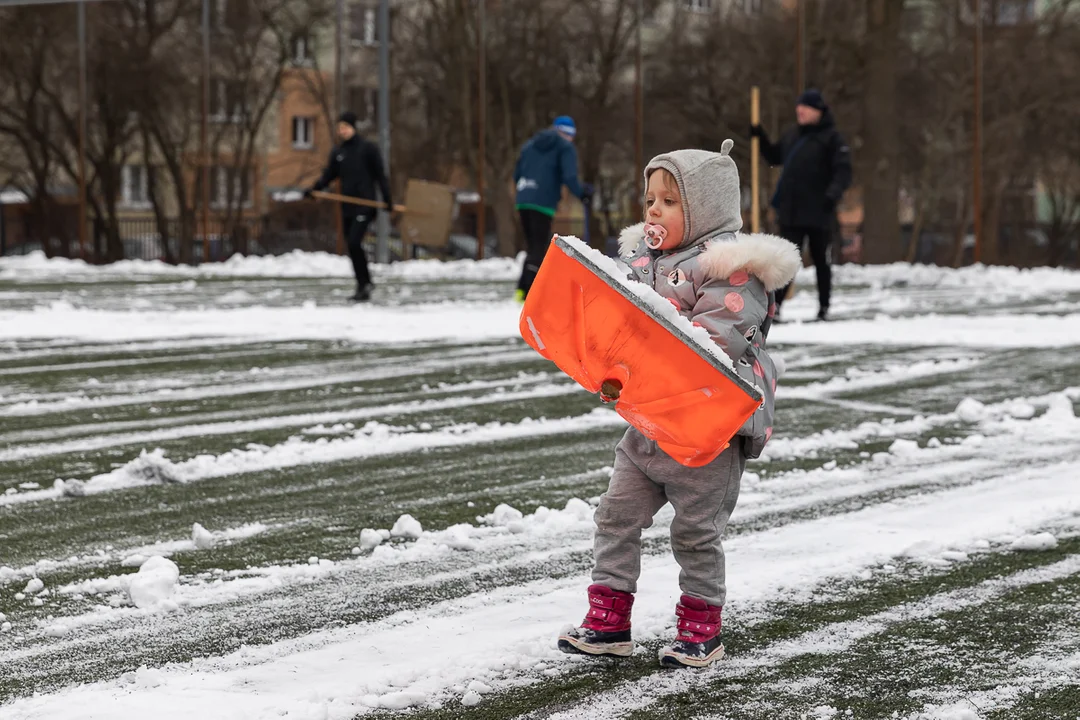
left=2, top=250, right=1080, bottom=719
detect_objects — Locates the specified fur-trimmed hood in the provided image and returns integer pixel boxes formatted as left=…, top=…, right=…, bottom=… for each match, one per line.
left=619, top=222, right=801, bottom=292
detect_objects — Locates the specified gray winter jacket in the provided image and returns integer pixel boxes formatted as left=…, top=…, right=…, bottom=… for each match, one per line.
left=620, top=145, right=801, bottom=458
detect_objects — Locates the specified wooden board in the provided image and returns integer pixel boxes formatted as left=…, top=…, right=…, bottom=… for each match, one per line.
left=399, top=179, right=455, bottom=252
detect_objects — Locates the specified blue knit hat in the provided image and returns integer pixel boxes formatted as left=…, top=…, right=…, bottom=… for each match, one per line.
left=553, top=116, right=576, bottom=138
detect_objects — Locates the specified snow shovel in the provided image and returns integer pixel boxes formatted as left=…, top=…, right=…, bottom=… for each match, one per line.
left=312, top=179, right=455, bottom=258
left=519, top=235, right=763, bottom=468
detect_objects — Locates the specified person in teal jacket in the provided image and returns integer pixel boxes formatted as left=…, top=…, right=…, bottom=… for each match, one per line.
left=513, top=116, right=592, bottom=301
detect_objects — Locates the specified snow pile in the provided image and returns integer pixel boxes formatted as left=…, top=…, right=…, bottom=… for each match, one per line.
left=955, top=398, right=987, bottom=423
left=377, top=256, right=520, bottom=282
left=771, top=312, right=1080, bottom=349
left=0, top=301, right=525, bottom=347
left=557, top=235, right=736, bottom=370
left=127, top=556, right=181, bottom=610
left=905, top=704, right=981, bottom=720
left=24, top=577, right=45, bottom=594
left=390, top=514, right=423, bottom=540
left=823, top=261, right=1080, bottom=294
left=478, top=498, right=593, bottom=537
left=1009, top=532, right=1058, bottom=551
left=192, top=523, right=216, bottom=550
left=359, top=528, right=383, bottom=551
left=0, top=249, right=521, bottom=282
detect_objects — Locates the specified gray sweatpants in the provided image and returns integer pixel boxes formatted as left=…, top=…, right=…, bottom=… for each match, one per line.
left=591, top=427, right=745, bottom=607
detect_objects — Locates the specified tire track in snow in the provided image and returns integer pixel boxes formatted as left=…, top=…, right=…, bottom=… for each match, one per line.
left=0, top=409, right=629, bottom=507
left=0, top=370, right=559, bottom=445
left=0, top=346, right=538, bottom=418
left=0, top=382, right=584, bottom=462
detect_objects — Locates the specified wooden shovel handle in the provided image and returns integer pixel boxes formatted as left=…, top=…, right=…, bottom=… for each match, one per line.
left=311, top=190, right=408, bottom=214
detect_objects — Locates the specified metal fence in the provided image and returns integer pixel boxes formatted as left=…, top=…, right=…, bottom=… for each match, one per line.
left=0, top=210, right=419, bottom=264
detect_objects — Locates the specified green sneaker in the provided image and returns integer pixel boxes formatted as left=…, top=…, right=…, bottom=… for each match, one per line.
left=514, top=289, right=526, bottom=305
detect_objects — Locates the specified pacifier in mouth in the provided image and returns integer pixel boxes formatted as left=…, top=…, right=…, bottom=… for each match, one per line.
left=644, top=223, right=667, bottom=249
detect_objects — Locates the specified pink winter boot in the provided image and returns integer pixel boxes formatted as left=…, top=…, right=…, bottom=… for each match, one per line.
left=557, top=584, right=635, bottom=657
left=658, top=594, right=724, bottom=668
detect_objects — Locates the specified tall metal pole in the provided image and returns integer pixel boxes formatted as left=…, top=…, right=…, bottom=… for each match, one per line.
left=476, top=0, right=486, bottom=260
left=375, top=0, right=391, bottom=263
left=77, top=1, right=88, bottom=261
left=795, top=0, right=805, bottom=94
left=634, top=0, right=643, bottom=218
left=201, top=0, right=211, bottom=263
left=972, top=0, right=983, bottom=264
left=335, top=0, right=345, bottom=115
left=333, top=0, right=345, bottom=256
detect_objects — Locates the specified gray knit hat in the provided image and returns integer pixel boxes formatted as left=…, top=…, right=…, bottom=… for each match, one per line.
left=644, top=139, right=742, bottom=247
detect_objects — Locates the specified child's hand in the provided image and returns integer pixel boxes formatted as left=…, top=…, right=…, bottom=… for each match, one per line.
left=643, top=223, right=668, bottom=249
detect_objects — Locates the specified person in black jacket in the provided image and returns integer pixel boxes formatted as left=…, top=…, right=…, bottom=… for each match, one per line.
left=751, top=89, right=851, bottom=321
left=305, top=111, right=392, bottom=302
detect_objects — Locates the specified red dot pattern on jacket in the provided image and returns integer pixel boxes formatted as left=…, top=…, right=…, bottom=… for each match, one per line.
left=724, top=292, right=744, bottom=313
left=729, top=270, right=749, bottom=286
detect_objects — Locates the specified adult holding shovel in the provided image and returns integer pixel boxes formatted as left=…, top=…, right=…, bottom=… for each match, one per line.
left=305, top=111, right=393, bottom=303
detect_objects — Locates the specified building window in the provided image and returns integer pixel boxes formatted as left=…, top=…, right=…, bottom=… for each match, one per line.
left=210, top=165, right=253, bottom=208
left=292, top=116, right=315, bottom=149
left=351, top=5, right=379, bottom=46
left=292, top=34, right=311, bottom=64
left=211, top=79, right=245, bottom=123
left=121, top=165, right=151, bottom=207
left=684, top=0, right=713, bottom=12
left=364, top=7, right=377, bottom=45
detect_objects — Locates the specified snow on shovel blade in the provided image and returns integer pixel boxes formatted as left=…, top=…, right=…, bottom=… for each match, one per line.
left=518, top=235, right=762, bottom=468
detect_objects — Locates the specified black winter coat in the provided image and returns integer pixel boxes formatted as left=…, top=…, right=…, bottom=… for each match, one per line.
left=759, top=110, right=852, bottom=229
left=310, top=134, right=392, bottom=218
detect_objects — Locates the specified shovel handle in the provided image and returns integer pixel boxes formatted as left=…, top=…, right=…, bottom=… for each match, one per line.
left=311, top=190, right=408, bottom=214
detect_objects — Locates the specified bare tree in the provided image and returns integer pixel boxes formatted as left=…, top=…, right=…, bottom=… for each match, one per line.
left=0, top=4, right=79, bottom=258
left=859, top=0, right=904, bottom=263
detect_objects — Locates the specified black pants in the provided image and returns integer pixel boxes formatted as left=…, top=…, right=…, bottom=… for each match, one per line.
left=517, top=209, right=555, bottom=297
left=777, top=225, right=831, bottom=311
left=344, top=211, right=374, bottom=289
